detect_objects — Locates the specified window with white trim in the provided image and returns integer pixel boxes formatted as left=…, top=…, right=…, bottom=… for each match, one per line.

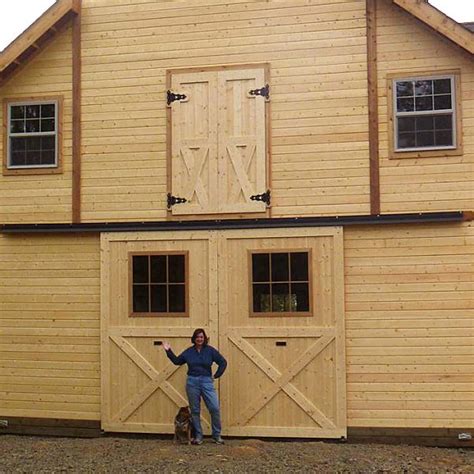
left=394, top=75, right=456, bottom=151
left=7, top=100, right=59, bottom=169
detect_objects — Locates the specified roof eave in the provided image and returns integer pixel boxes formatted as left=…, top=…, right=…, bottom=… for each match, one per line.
left=393, top=0, right=474, bottom=56
left=0, top=0, right=80, bottom=87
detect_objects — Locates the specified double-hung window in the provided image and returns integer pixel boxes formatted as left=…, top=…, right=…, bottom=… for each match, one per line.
left=5, top=99, right=60, bottom=171
left=391, top=73, right=461, bottom=157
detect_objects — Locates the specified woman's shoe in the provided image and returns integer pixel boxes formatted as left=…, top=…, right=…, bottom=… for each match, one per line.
left=213, top=437, right=225, bottom=445
left=191, top=438, right=203, bottom=445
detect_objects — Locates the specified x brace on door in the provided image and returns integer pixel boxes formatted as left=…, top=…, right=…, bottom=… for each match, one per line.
left=227, top=330, right=337, bottom=430
left=110, top=336, right=211, bottom=428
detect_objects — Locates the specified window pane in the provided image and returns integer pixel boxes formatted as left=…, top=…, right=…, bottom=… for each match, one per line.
left=41, top=150, right=55, bottom=165
left=272, top=283, right=290, bottom=312
left=133, top=285, right=149, bottom=312
left=42, top=136, right=56, bottom=151
left=26, top=136, right=40, bottom=151
left=435, top=130, right=453, bottom=147
left=416, top=131, right=435, bottom=147
left=434, top=78, right=451, bottom=94
left=415, top=80, right=433, bottom=96
left=168, top=255, right=185, bottom=283
left=169, top=285, right=186, bottom=312
left=10, top=137, right=26, bottom=153
left=397, top=117, right=415, bottom=133
left=415, top=116, right=434, bottom=132
left=253, top=284, right=270, bottom=312
left=398, top=132, right=416, bottom=149
left=10, top=120, right=25, bottom=133
left=41, top=104, right=55, bottom=118
left=434, top=114, right=452, bottom=130
left=291, top=283, right=310, bottom=312
left=11, top=106, right=25, bottom=119
left=290, top=252, right=308, bottom=281
left=271, top=253, right=289, bottom=281
left=150, top=256, right=166, bottom=283
left=41, top=119, right=55, bottom=132
left=26, top=151, right=41, bottom=166
left=26, top=105, right=40, bottom=118
left=26, top=119, right=40, bottom=132
left=434, top=94, right=452, bottom=110
left=396, top=81, right=413, bottom=97
left=133, top=256, right=149, bottom=283
left=10, top=151, right=26, bottom=166
left=252, top=254, right=269, bottom=282
left=397, top=98, right=414, bottom=112
left=415, top=96, right=433, bottom=111
left=151, top=285, right=167, bottom=312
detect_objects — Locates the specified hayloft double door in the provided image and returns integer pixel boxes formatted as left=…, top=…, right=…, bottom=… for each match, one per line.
left=101, top=228, right=346, bottom=438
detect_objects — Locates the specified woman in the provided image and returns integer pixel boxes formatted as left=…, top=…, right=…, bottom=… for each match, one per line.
left=163, top=328, right=227, bottom=445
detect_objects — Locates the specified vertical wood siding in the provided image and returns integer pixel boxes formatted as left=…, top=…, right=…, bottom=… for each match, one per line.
left=79, top=0, right=369, bottom=222
left=0, top=28, right=73, bottom=223
left=377, top=0, right=474, bottom=213
left=345, top=222, right=474, bottom=428
left=0, top=233, right=100, bottom=420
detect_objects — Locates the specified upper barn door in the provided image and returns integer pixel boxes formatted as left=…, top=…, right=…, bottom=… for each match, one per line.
left=218, top=228, right=346, bottom=438
left=218, top=68, right=267, bottom=213
left=169, top=67, right=267, bottom=215
left=101, top=231, right=218, bottom=433
left=170, top=72, right=218, bottom=215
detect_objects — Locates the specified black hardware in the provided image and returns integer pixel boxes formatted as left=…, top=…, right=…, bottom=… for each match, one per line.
left=250, top=189, right=271, bottom=206
left=167, top=90, right=187, bottom=105
left=167, top=193, right=187, bottom=209
left=154, top=341, right=162, bottom=346
left=276, top=341, right=287, bottom=347
left=249, top=84, right=270, bottom=100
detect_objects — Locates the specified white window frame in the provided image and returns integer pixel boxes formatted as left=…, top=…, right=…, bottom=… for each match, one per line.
left=393, top=74, right=457, bottom=152
left=7, top=99, right=59, bottom=169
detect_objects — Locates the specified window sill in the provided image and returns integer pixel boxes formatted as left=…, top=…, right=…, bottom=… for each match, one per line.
left=3, top=166, right=63, bottom=176
left=389, top=147, right=463, bottom=160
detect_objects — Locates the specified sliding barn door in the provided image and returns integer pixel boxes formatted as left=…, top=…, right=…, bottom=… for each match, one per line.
left=218, top=228, right=346, bottom=438
left=101, top=231, right=218, bottom=433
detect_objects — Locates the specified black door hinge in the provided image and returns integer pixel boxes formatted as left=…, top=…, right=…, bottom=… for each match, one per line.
left=250, top=189, right=271, bottom=206
left=167, top=193, right=187, bottom=209
left=167, top=90, right=187, bottom=105
left=249, top=84, right=270, bottom=100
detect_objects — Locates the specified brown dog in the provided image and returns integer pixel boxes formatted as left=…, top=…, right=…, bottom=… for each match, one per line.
left=174, top=406, right=193, bottom=444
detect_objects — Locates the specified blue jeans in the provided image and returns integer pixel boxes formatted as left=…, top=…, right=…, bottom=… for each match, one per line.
left=186, top=375, right=221, bottom=440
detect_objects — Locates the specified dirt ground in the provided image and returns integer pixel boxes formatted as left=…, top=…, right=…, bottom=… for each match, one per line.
left=1, top=435, right=473, bottom=473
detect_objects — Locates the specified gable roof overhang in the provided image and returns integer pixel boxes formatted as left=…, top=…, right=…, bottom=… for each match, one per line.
left=393, top=0, right=474, bottom=56
left=0, top=0, right=81, bottom=87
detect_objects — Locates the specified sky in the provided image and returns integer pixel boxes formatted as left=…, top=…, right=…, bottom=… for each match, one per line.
left=0, top=0, right=473, bottom=51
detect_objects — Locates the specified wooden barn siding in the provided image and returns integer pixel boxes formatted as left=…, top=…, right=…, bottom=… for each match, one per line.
left=377, top=0, right=474, bottom=214
left=344, top=222, right=474, bottom=428
left=0, top=28, right=73, bottom=224
left=0, top=233, right=101, bottom=420
left=79, top=0, right=370, bottom=222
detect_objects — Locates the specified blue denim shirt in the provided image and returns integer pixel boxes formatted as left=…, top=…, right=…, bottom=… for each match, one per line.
left=166, top=345, right=227, bottom=379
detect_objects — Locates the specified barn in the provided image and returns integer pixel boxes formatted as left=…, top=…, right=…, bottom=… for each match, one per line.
left=0, top=0, right=472, bottom=445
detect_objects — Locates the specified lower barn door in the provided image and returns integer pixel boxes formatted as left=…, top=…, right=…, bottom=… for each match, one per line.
left=218, top=228, right=346, bottom=438
left=101, top=232, right=218, bottom=433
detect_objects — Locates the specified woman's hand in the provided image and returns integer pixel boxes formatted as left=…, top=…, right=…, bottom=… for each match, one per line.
left=162, top=341, right=171, bottom=351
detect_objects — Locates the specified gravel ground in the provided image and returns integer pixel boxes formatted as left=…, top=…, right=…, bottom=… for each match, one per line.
left=1, top=435, right=473, bottom=473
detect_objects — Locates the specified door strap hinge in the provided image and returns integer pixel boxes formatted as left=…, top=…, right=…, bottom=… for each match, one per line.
left=167, top=90, right=187, bottom=105
left=249, top=84, right=270, bottom=100
left=167, top=193, right=187, bottom=209
left=250, top=189, right=271, bottom=206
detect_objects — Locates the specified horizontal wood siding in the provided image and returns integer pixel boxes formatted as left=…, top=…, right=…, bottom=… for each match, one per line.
left=0, top=233, right=101, bottom=420
left=80, top=0, right=369, bottom=222
left=377, top=0, right=474, bottom=213
left=345, top=222, right=474, bottom=428
left=0, top=28, right=73, bottom=223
